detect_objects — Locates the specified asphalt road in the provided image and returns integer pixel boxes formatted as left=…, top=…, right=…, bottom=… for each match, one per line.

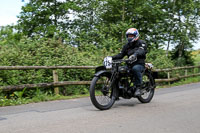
left=1, top=82, right=200, bottom=133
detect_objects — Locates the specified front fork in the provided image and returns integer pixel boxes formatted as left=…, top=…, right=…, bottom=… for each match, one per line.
left=101, top=71, right=118, bottom=97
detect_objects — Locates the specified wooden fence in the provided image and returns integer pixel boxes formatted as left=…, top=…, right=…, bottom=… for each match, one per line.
left=0, top=65, right=200, bottom=94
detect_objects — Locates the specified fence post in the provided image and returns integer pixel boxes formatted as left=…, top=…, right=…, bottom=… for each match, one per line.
left=198, top=66, right=200, bottom=73
left=53, top=70, right=59, bottom=95
left=185, top=69, right=188, bottom=76
left=185, top=69, right=188, bottom=81
left=167, top=72, right=170, bottom=85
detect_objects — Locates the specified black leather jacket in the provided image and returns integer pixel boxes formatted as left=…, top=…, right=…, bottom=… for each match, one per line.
left=112, top=40, right=147, bottom=66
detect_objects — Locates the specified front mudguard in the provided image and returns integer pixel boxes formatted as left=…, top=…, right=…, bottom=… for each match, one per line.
left=93, top=70, right=118, bottom=99
left=94, top=70, right=111, bottom=77
left=95, top=66, right=106, bottom=73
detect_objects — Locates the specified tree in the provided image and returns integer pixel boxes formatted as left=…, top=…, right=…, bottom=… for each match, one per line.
left=17, top=0, right=77, bottom=39
left=68, top=0, right=103, bottom=46
left=92, top=0, right=171, bottom=49
left=169, top=0, right=200, bottom=66
left=17, top=0, right=200, bottom=58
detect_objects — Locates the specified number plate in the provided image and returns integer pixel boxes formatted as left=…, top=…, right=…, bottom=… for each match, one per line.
left=103, top=57, right=112, bottom=69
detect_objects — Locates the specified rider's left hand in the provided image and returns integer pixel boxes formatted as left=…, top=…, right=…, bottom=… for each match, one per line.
left=128, top=54, right=137, bottom=63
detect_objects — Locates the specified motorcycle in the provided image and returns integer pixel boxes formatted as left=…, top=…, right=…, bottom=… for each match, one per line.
left=90, top=56, right=156, bottom=110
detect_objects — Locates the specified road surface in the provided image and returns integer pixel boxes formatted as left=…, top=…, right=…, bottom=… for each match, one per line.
left=0, top=82, right=200, bottom=133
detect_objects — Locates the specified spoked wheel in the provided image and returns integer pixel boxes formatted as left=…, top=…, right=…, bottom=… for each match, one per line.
left=137, top=71, right=156, bottom=103
left=90, top=73, right=116, bottom=110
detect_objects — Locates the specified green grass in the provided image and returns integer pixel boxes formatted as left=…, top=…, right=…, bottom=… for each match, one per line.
left=157, top=76, right=200, bottom=89
left=0, top=93, right=90, bottom=107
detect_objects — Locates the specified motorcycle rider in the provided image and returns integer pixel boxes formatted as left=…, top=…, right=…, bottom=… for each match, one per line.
left=112, top=28, right=147, bottom=97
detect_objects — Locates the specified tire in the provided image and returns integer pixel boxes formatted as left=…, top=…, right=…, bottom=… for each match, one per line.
left=137, top=71, right=155, bottom=103
left=90, top=73, right=116, bottom=110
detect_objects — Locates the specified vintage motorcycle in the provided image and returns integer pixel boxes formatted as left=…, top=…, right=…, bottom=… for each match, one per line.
left=90, top=56, right=156, bottom=110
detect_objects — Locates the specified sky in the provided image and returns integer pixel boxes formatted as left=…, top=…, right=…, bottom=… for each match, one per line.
left=0, top=0, right=199, bottom=50
left=0, top=0, right=26, bottom=26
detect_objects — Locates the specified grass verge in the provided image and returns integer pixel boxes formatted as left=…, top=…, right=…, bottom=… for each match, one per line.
left=157, top=76, right=200, bottom=88
left=0, top=93, right=90, bottom=107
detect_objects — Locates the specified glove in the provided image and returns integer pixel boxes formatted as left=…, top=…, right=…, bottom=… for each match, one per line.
left=128, top=54, right=137, bottom=63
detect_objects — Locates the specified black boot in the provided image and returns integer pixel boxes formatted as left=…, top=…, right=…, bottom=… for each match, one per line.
left=127, top=86, right=134, bottom=96
left=134, top=85, right=142, bottom=97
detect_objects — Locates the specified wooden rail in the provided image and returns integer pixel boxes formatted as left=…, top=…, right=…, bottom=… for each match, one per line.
left=0, top=65, right=200, bottom=93
left=0, top=65, right=199, bottom=71
left=0, top=66, right=97, bottom=70
left=152, top=65, right=200, bottom=72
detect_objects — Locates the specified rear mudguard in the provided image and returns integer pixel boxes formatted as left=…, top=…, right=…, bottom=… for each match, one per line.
left=145, top=69, right=156, bottom=89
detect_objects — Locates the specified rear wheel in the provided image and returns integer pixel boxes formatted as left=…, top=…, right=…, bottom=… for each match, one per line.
left=137, top=71, right=155, bottom=103
left=90, top=73, right=116, bottom=110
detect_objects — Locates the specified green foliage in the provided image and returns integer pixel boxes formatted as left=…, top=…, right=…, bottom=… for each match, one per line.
left=17, top=0, right=200, bottom=50
left=146, top=48, right=175, bottom=79
left=15, top=0, right=200, bottom=67
left=147, top=49, right=174, bottom=69
left=0, top=25, right=22, bottom=45
left=17, top=0, right=77, bottom=38
left=0, top=37, right=112, bottom=97
left=171, top=45, right=194, bottom=66
left=13, top=88, right=26, bottom=99
left=192, top=50, right=200, bottom=65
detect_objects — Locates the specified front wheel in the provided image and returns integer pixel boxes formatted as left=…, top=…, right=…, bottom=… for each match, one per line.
left=90, top=73, right=116, bottom=110
left=137, top=71, right=156, bottom=103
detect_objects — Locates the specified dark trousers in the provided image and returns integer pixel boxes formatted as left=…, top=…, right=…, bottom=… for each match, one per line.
left=132, top=64, right=145, bottom=86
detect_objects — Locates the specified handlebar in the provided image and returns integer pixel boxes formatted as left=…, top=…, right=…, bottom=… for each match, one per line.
left=112, top=59, right=130, bottom=64
left=112, top=58, right=137, bottom=64
left=103, top=56, right=137, bottom=69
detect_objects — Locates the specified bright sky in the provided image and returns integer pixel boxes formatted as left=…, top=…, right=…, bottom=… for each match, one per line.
left=0, top=0, right=27, bottom=26
left=0, top=0, right=199, bottom=50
